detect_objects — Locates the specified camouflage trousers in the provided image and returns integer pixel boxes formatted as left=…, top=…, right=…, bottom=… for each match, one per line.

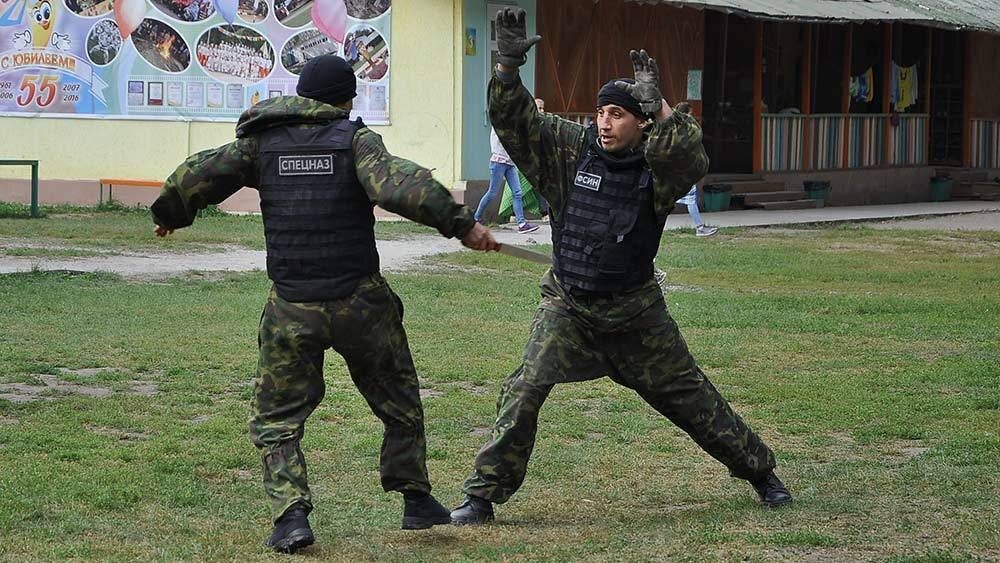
left=250, top=274, right=431, bottom=522
left=463, top=270, right=776, bottom=503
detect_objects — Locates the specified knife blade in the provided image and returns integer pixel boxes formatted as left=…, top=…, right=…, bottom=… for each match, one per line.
left=497, top=243, right=551, bottom=264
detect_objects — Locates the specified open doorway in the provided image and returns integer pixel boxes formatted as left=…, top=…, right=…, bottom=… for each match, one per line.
left=929, top=29, right=964, bottom=165
left=702, top=12, right=757, bottom=174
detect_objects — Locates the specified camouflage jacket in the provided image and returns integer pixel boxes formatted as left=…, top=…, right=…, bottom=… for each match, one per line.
left=488, top=69, right=709, bottom=224
left=151, top=96, right=475, bottom=239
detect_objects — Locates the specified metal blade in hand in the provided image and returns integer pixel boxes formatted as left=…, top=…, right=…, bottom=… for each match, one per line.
left=498, top=243, right=551, bottom=264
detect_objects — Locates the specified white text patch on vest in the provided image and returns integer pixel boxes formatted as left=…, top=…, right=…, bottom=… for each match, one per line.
left=574, top=171, right=602, bottom=191
left=279, top=155, right=334, bottom=176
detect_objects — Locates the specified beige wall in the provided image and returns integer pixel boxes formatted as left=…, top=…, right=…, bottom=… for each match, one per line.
left=0, top=0, right=464, bottom=197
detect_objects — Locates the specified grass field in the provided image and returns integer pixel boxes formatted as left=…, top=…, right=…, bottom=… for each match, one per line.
left=0, top=211, right=998, bottom=561
left=0, top=204, right=436, bottom=255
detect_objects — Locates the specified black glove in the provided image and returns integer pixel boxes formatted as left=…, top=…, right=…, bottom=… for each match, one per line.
left=615, top=49, right=663, bottom=115
left=495, top=7, right=541, bottom=69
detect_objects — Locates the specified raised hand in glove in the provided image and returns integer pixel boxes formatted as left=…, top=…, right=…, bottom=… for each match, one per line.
left=495, top=7, right=541, bottom=69
left=615, top=49, right=663, bottom=115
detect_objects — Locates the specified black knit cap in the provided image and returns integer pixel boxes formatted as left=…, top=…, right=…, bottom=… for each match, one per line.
left=296, top=55, right=356, bottom=106
left=596, top=78, right=647, bottom=119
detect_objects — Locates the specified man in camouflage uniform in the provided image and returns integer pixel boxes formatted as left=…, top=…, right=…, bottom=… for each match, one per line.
left=151, top=55, right=499, bottom=552
left=451, top=8, right=792, bottom=525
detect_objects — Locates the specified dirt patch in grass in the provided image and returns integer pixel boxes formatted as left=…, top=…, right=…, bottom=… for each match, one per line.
left=419, top=388, right=445, bottom=399
left=0, top=375, right=113, bottom=401
left=456, top=382, right=491, bottom=396
left=56, top=367, right=119, bottom=377
left=882, top=439, right=931, bottom=463
left=0, top=371, right=159, bottom=402
left=762, top=547, right=880, bottom=562
left=470, top=426, right=492, bottom=437
left=127, top=380, right=160, bottom=396
left=819, top=241, right=904, bottom=254
left=84, top=424, right=152, bottom=441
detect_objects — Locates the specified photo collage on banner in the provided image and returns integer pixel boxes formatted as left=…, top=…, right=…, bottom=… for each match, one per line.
left=0, top=0, right=390, bottom=122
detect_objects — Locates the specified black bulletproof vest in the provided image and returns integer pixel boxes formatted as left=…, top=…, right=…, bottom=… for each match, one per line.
left=256, top=118, right=379, bottom=302
left=551, top=125, right=663, bottom=293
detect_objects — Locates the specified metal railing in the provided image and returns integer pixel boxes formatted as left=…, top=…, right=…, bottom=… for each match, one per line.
left=0, top=159, right=39, bottom=218
left=971, top=119, right=1000, bottom=169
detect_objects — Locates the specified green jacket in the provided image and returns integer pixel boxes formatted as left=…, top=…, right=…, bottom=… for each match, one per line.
left=151, top=96, right=475, bottom=240
left=488, top=69, right=710, bottom=224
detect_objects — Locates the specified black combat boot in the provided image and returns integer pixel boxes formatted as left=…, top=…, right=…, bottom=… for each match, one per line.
left=401, top=493, right=453, bottom=530
left=265, top=507, right=315, bottom=554
left=450, top=494, right=495, bottom=525
left=749, top=472, right=793, bottom=508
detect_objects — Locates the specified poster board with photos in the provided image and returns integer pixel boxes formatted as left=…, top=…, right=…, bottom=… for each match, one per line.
left=0, top=0, right=391, bottom=123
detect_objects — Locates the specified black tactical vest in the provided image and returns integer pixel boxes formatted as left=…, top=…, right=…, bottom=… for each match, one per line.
left=256, top=118, right=379, bottom=302
left=551, top=125, right=664, bottom=293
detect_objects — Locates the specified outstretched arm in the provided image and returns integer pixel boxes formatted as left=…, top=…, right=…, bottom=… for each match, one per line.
left=617, top=48, right=709, bottom=220
left=490, top=7, right=585, bottom=218
left=646, top=113, right=710, bottom=219
left=354, top=128, right=498, bottom=251
left=151, top=138, right=259, bottom=233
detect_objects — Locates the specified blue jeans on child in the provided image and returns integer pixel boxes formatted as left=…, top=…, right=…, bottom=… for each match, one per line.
left=475, top=161, right=527, bottom=225
left=676, top=186, right=704, bottom=227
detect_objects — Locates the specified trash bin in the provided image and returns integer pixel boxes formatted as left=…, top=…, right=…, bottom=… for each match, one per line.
left=930, top=176, right=953, bottom=202
left=702, top=183, right=732, bottom=212
left=803, top=180, right=832, bottom=208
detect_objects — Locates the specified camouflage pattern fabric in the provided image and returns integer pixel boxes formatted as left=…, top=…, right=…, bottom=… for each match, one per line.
left=251, top=274, right=431, bottom=521
left=487, top=70, right=711, bottom=225
left=463, top=271, right=777, bottom=503
left=152, top=96, right=474, bottom=240
left=461, top=69, right=776, bottom=503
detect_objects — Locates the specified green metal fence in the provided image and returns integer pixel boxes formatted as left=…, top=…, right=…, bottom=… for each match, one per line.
left=0, top=159, right=40, bottom=218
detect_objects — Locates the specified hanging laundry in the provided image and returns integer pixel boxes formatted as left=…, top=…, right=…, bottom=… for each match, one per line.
left=898, top=64, right=918, bottom=111
left=890, top=61, right=900, bottom=106
left=851, top=67, right=875, bottom=103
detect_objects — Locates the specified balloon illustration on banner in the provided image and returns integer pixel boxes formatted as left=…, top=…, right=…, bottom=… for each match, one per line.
left=114, top=0, right=145, bottom=38
left=311, top=0, right=346, bottom=42
left=213, top=0, right=238, bottom=25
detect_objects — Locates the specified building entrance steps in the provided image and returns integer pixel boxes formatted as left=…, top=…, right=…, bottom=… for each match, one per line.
left=959, top=182, right=1000, bottom=201
left=738, top=190, right=811, bottom=206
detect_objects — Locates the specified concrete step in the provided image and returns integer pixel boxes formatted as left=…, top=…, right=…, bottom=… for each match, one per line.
left=955, top=181, right=1000, bottom=198
left=935, top=167, right=989, bottom=183
left=970, top=181, right=1000, bottom=193
left=741, top=190, right=809, bottom=205
left=703, top=174, right=764, bottom=183
left=953, top=182, right=978, bottom=197
left=755, top=199, right=819, bottom=210
left=723, top=181, right=788, bottom=194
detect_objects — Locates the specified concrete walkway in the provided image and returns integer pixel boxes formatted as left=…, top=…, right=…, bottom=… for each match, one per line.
left=1, top=201, right=997, bottom=278
left=670, top=200, right=1000, bottom=229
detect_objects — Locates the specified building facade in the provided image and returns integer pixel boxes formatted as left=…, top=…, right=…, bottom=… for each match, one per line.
left=1, top=0, right=998, bottom=210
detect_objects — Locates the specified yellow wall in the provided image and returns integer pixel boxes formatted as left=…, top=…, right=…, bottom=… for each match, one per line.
left=0, top=0, right=463, bottom=187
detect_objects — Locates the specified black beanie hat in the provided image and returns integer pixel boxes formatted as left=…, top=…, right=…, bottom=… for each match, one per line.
left=296, top=55, right=357, bottom=106
left=596, top=79, right=647, bottom=119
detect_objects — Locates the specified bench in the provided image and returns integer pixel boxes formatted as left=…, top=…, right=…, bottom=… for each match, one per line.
left=98, top=178, right=163, bottom=205
left=0, top=159, right=40, bottom=218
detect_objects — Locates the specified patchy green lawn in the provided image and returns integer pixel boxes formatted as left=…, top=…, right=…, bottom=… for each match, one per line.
left=0, top=222, right=997, bottom=561
left=0, top=204, right=436, bottom=255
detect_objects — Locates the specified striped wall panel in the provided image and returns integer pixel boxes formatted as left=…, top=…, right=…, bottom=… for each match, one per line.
left=970, top=119, right=1000, bottom=169
left=848, top=115, right=886, bottom=168
left=887, top=115, right=928, bottom=166
left=810, top=114, right=847, bottom=170
left=761, top=114, right=806, bottom=172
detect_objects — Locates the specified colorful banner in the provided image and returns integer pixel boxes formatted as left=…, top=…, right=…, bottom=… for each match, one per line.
left=0, top=0, right=390, bottom=123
